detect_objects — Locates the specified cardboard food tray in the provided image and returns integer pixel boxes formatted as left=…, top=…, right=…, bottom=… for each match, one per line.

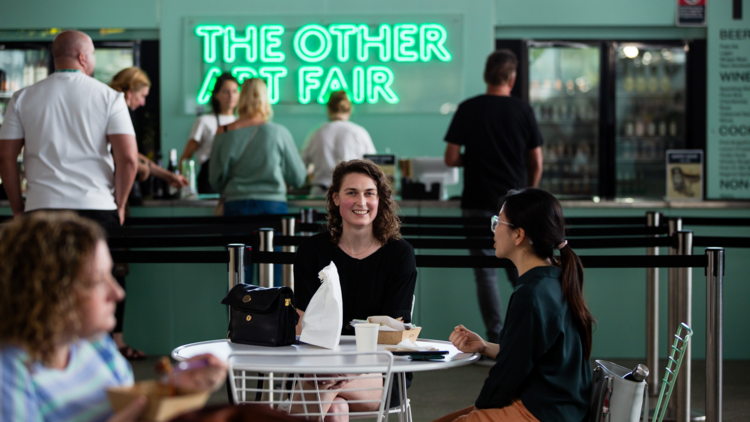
left=107, top=380, right=210, bottom=422
left=377, top=327, right=422, bottom=345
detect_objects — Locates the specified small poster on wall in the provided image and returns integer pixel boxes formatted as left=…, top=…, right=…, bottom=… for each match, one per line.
left=666, top=150, right=704, bottom=200
left=676, top=0, right=707, bottom=27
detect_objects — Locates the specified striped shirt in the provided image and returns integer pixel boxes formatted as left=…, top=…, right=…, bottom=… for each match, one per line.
left=0, top=335, right=133, bottom=422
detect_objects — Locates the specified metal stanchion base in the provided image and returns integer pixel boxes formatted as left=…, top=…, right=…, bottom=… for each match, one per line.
left=647, top=408, right=706, bottom=421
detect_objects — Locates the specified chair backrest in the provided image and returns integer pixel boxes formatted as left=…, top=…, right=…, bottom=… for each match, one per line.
left=652, top=323, right=693, bottom=422
left=228, top=350, right=394, bottom=421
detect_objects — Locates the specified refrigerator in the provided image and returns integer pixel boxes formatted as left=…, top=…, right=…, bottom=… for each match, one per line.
left=0, top=45, right=51, bottom=126
left=507, top=39, right=705, bottom=200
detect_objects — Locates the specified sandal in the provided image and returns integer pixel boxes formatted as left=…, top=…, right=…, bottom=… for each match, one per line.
left=119, top=345, right=147, bottom=361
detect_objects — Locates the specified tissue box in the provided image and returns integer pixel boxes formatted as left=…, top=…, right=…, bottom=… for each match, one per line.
left=107, top=380, right=210, bottom=422
left=376, top=327, right=422, bottom=345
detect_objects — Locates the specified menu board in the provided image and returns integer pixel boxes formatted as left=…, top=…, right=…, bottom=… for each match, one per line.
left=707, top=1, right=750, bottom=198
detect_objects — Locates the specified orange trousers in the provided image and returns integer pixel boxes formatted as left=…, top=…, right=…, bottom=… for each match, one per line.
left=432, top=400, right=540, bottom=422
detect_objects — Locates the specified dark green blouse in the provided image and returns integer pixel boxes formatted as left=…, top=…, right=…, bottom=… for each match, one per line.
left=475, top=265, right=592, bottom=421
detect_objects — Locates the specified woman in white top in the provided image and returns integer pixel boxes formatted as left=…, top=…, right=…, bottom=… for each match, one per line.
left=180, top=73, right=239, bottom=193
left=302, top=91, right=376, bottom=197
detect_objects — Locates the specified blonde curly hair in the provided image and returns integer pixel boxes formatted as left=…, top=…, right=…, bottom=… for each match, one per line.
left=0, top=212, right=105, bottom=365
left=326, top=159, right=401, bottom=245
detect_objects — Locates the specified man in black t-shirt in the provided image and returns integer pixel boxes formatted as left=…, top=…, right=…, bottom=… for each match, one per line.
left=443, top=49, right=543, bottom=352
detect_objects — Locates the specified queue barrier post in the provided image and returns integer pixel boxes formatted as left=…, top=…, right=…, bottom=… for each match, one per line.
left=646, top=211, right=661, bottom=396
left=227, top=243, right=245, bottom=318
left=675, top=230, right=696, bottom=422
left=300, top=208, right=315, bottom=236
left=259, top=229, right=274, bottom=288
left=281, top=217, right=295, bottom=290
left=705, top=247, right=724, bottom=422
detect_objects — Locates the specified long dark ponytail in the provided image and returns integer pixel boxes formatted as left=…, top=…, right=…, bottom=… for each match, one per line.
left=503, top=188, right=595, bottom=360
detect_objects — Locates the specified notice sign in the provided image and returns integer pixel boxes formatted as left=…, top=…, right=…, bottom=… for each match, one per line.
left=666, top=150, right=703, bottom=200
left=707, top=1, right=750, bottom=198
left=676, top=0, right=707, bottom=27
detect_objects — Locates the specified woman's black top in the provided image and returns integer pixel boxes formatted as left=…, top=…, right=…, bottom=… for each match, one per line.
left=293, top=231, right=417, bottom=335
left=476, top=265, right=592, bottom=421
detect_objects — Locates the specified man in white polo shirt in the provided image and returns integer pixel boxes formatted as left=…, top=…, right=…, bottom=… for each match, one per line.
left=0, top=30, right=140, bottom=359
left=0, top=30, right=138, bottom=226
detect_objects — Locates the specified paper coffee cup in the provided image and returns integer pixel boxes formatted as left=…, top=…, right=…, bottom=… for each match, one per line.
left=354, top=323, right=380, bottom=352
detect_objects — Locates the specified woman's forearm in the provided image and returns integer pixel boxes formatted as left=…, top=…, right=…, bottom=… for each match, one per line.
left=483, top=343, right=500, bottom=359
left=180, top=139, right=200, bottom=165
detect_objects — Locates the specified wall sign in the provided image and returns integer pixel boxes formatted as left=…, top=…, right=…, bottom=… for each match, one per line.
left=676, top=0, right=707, bottom=27
left=182, top=16, right=463, bottom=114
left=707, top=0, right=750, bottom=198
left=666, top=150, right=704, bottom=200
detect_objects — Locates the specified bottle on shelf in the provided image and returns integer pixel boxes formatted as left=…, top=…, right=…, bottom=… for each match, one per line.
left=152, top=151, right=165, bottom=199
left=623, top=60, right=635, bottom=92
left=635, top=64, right=647, bottom=93
left=647, top=65, right=659, bottom=93
left=623, top=364, right=649, bottom=382
left=167, top=148, right=180, bottom=199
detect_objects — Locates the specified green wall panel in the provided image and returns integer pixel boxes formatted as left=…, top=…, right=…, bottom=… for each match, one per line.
left=0, top=0, right=159, bottom=30
left=495, top=0, right=678, bottom=27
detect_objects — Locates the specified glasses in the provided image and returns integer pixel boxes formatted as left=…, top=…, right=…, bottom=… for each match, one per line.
left=491, top=215, right=514, bottom=233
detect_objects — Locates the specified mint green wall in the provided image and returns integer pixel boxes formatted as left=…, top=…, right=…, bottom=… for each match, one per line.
left=495, top=0, right=678, bottom=27
left=0, top=0, right=158, bottom=30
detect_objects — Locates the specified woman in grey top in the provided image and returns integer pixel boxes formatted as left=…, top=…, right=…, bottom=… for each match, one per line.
left=209, top=78, right=306, bottom=216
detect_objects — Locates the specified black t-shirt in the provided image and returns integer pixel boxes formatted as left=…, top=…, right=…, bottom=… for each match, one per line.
left=293, top=231, right=418, bottom=335
left=444, top=95, right=543, bottom=211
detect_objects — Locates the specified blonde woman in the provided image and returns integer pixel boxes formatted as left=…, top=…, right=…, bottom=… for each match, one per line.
left=302, top=91, right=375, bottom=197
left=209, top=78, right=306, bottom=216
left=110, top=67, right=187, bottom=189
left=0, top=212, right=226, bottom=422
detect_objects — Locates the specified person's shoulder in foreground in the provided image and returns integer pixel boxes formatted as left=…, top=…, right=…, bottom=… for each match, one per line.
left=512, top=265, right=564, bottom=308
left=0, top=335, right=133, bottom=422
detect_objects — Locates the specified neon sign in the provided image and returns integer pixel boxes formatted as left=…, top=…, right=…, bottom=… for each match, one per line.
left=194, top=22, right=451, bottom=106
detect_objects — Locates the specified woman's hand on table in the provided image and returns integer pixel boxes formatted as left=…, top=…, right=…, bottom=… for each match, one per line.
left=450, top=325, right=488, bottom=355
left=173, top=354, right=227, bottom=393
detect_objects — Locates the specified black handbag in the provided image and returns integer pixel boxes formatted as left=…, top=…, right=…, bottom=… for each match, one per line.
left=221, top=284, right=299, bottom=347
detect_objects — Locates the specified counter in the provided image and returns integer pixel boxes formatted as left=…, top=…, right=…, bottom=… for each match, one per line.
left=5, top=198, right=750, bottom=210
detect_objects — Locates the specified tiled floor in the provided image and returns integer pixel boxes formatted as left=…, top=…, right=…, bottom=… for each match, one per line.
left=132, top=357, right=750, bottom=421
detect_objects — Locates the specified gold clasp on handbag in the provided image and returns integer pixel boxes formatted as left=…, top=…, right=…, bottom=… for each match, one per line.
left=285, top=298, right=291, bottom=306
left=246, top=315, right=252, bottom=321
left=242, top=295, right=251, bottom=303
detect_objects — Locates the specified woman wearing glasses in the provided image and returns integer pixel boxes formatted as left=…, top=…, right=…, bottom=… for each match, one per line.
left=435, top=188, right=594, bottom=422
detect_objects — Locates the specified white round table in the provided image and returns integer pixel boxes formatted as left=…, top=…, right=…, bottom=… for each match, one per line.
left=172, top=336, right=479, bottom=372
left=173, top=336, right=478, bottom=422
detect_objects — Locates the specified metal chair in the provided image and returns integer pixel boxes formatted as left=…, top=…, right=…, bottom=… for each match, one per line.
left=228, top=350, right=395, bottom=421
left=652, top=323, right=693, bottom=422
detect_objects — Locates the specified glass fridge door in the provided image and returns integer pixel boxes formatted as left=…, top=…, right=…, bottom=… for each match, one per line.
left=615, top=44, right=686, bottom=198
left=93, top=46, right=135, bottom=86
left=0, top=47, right=50, bottom=125
left=528, top=42, right=601, bottom=198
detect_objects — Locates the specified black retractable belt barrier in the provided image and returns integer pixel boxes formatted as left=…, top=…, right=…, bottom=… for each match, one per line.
left=694, top=236, right=750, bottom=248
left=682, top=217, right=750, bottom=226
left=107, top=223, right=277, bottom=237
left=108, top=235, right=257, bottom=249
left=123, top=214, right=296, bottom=226
left=107, top=234, right=676, bottom=250
left=242, top=250, right=707, bottom=269
left=294, top=224, right=668, bottom=237
left=110, top=250, right=228, bottom=264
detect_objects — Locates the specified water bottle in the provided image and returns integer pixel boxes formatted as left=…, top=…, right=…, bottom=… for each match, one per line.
left=622, top=364, right=649, bottom=382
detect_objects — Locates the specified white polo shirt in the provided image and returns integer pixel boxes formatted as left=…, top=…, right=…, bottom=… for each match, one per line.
left=301, top=120, right=376, bottom=188
left=0, top=71, right=135, bottom=211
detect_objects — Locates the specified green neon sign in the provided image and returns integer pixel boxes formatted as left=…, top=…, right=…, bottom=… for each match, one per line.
left=194, top=22, right=452, bottom=106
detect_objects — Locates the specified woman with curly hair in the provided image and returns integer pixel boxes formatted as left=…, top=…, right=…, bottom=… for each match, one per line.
left=292, top=159, right=417, bottom=419
left=0, top=212, right=227, bottom=422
